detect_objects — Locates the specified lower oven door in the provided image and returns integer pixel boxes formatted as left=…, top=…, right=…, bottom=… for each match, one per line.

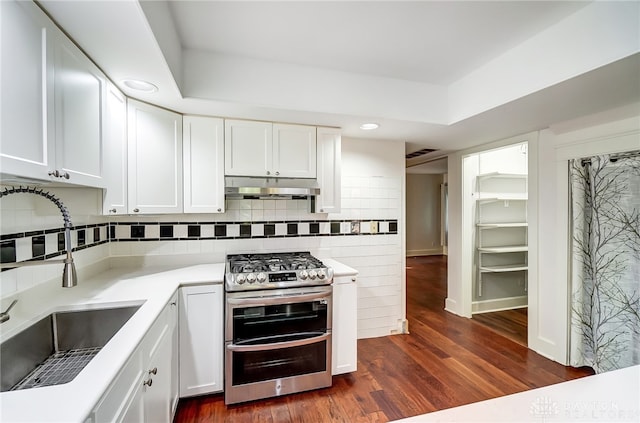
left=224, top=286, right=332, bottom=405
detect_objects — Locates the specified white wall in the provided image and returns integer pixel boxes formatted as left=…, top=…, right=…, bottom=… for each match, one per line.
left=406, top=174, right=443, bottom=256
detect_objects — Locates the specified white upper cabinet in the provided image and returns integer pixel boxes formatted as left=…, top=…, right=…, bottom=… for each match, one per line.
left=183, top=116, right=225, bottom=213
left=0, top=0, right=105, bottom=187
left=52, top=32, right=105, bottom=187
left=315, top=127, right=341, bottom=213
left=103, top=83, right=128, bottom=215
left=272, top=124, right=317, bottom=178
left=127, top=99, right=183, bottom=214
left=225, top=120, right=317, bottom=178
left=1, top=0, right=54, bottom=181
left=224, top=120, right=272, bottom=177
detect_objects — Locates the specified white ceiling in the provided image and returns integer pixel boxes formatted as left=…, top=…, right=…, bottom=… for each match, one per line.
left=167, top=1, right=586, bottom=85
left=39, top=0, right=640, bottom=162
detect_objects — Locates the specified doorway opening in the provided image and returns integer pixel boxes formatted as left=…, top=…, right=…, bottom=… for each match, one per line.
left=465, top=142, right=529, bottom=346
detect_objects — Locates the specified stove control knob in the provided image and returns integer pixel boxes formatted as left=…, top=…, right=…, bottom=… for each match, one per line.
left=300, top=270, right=308, bottom=280
left=247, top=273, right=256, bottom=283
left=317, top=270, right=326, bottom=280
left=257, top=272, right=267, bottom=283
left=236, top=274, right=246, bottom=284
left=309, top=270, right=317, bottom=280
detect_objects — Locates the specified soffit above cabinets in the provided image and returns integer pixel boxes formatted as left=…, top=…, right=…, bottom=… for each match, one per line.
left=38, top=1, right=640, bottom=151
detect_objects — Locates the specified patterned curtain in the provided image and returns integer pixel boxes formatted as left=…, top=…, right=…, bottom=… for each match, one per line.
left=569, top=153, right=640, bottom=373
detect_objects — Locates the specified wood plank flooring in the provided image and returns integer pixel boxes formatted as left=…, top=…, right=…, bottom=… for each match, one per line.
left=174, top=255, right=593, bottom=422
left=472, top=307, right=528, bottom=347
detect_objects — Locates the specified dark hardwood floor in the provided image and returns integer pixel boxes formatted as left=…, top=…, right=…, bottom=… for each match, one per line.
left=174, top=255, right=593, bottom=422
left=472, top=307, right=528, bottom=347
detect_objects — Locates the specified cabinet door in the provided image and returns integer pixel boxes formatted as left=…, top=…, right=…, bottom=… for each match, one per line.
left=142, top=324, right=173, bottom=423
left=0, top=0, right=54, bottom=181
left=224, top=120, right=272, bottom=177
left=316, top=127, right=341, bottom=213
left=179, top=284, right=224, bottom=397
left=128, top=99, right=183, bottom=214
left=53, top=33, right=105, bottom=187
left=183, top=116, right=225, bottom=213
left=142, top=297, right=176, bottom=423
left=273, top=124, right=317, bottom=178
left=103, top=83, right=128, bottom=214
left=332, top=275, right=357, bottom=375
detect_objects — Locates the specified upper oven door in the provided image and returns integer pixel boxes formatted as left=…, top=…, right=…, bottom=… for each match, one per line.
left=225, top=286, right=332, bottom=344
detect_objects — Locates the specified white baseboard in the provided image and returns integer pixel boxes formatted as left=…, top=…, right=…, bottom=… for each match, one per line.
left=472, top=296, right=528, bottom=314
left=407, top=248, right=444, bottom=257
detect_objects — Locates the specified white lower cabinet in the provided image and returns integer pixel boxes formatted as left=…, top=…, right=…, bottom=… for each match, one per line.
left=179, top=284, right=224, bottom=397
left=92, top=293, right=178, bottom=423
left=332, top=274, right=358, bottom=375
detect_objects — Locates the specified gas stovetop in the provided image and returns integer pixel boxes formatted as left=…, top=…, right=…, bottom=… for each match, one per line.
left=225, top=252, right=333, bottom=291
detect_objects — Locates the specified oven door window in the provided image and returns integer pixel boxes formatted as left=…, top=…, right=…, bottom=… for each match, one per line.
left=232, top=300, right=328, bottom=342
left=232, top=340, right=327, bottom=385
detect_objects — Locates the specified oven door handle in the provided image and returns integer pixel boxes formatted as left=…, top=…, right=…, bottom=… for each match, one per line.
left=227, top=332, right=330, bottom=352
left=227, top=290, right=331, bottom=306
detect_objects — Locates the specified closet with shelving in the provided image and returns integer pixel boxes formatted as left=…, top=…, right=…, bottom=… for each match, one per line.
left=472, top=144, right=528, bottom=314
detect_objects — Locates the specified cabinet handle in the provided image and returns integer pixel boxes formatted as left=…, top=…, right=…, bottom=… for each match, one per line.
left=266, top=171, right=271, bottom=176
left=133, top=208, right=139, bottom=213
left=217, top=208, right=222, bottom=212
left=61, top=172, right=70, bottom=179
left=351, top=277, right=356, bottom=282
left=149, top=367, right=157, bottom=375
left=48, top=170, right=59, bottom=178
left=143, top=378, right=153, bottom=387
left=275, top=171, right=280, bottom=176
left=109, top=208, right=117, bottom=213
left=170, top=302, right=176, bottom=306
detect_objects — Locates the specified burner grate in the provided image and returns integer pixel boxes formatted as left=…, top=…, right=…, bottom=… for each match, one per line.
left=10, top=347, right=101, bottom=391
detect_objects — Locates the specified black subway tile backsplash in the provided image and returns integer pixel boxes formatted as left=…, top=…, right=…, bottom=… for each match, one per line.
left=32, top=235, right=45, bottom=258
left=188, top=225, right=201, bottom=238
left=77, top=229, right=86, bottom=246
left=214, top=225, right=227, bottom=237
left=1, top=240, right=16, bottom=263
left=0, top=219, right=398, bottom=266
left=160, top=225, right=174, bottom=238
left=264, top=224, right=275, bottom=236
left=131, top=226, right=145, bottom=238
left=58, top=232, right=65, bottom=252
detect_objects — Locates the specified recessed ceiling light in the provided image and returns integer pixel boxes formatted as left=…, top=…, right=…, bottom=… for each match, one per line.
left=121, top=79, right=158, bottom=93
left=360, top=123, right=379, bottom=130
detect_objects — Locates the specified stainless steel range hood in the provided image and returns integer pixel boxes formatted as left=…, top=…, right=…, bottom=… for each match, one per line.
left=224, top=177, right=320, bottom=199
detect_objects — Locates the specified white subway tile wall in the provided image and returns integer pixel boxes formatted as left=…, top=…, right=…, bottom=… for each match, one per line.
left=1, top=146, right=404, bottom=338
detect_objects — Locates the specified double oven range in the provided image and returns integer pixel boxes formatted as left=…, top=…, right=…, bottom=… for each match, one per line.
left=224, top=252, right=334, bottom=405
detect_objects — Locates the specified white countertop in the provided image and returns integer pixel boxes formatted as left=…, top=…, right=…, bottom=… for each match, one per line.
left=394, top=365, right=640, bottom=422
left=0, top=263, right=225, bottom=423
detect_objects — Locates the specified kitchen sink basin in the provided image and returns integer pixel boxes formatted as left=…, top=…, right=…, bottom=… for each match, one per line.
left=0, top=304, right=142, bottom=392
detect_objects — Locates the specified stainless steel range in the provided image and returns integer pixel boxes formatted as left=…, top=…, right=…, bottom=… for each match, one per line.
left=225, top=251, right=334, bottom=291
left=224, top=252, right=334, bottom=405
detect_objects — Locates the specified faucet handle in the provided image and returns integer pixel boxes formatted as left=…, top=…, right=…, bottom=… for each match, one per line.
left=0, top=299, right=18, bottom=324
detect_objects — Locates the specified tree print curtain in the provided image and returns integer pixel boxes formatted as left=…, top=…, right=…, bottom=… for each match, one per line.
left=569, top=152, right=640, bottom=373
